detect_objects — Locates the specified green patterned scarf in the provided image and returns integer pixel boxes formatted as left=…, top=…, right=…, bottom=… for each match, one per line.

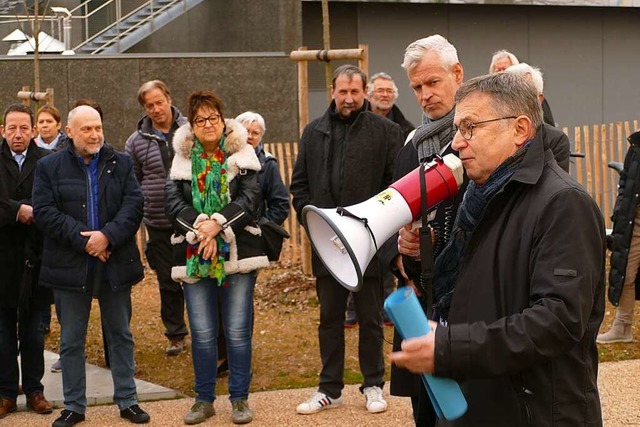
left=186, top=135, right=230, bottom=285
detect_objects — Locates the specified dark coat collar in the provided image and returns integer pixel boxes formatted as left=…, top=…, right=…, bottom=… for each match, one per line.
left=509, top=127, right=551, bottom=186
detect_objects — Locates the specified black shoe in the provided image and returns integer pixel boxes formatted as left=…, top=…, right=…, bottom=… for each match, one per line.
left=120, top=404, right=150, bottom=424
left=52, top=409, right=85, bottom=427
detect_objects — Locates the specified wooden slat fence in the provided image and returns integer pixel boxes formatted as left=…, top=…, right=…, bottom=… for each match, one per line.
left=263, top=141, right=301, bottom=264
left=566, top=120, right=639, bottom=230
left=136, top=120, right=640, bottom=264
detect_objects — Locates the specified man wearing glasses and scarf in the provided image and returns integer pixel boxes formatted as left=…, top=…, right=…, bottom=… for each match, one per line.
left=391, top=72, right=604, bottom=427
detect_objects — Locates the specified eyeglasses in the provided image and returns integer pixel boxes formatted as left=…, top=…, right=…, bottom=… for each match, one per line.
left=457, top=116, right=517, bottom=141
left=193, top=114, right=221, bottom=128
left=373, top=88, right=395, bottom=95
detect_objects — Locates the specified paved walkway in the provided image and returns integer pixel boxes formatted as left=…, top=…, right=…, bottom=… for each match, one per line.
left=14, top=351, right=179, bottom=411
left=5, top=353, right=639, bottom=426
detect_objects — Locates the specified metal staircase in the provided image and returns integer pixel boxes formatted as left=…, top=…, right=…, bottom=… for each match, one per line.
left=74, top=0, right=204, bottom=55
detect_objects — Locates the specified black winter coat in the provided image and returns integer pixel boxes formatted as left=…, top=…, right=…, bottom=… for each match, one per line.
left=434, top=133, right=605, bottom=427
left=255, top=145, right=289, bottom=225
left=290, top=102, right=403, bottom=277
left=0, top=140, right=52, bottom=309
left=372, top=104, right=415, bottom=140
left=165, top=120, right=269, bottom=282
left=33, top=143, right=144, bottom=292
left=539, top=123, right=570, bottom=173
left=608, top=130, right=640, bottom=305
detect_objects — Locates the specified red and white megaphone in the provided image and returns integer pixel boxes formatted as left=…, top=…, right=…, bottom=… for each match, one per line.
left=302, top=154, right=463, bottom=292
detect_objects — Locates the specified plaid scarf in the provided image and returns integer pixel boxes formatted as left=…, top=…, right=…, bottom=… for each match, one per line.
left=186, top=136, right=230, bottom=285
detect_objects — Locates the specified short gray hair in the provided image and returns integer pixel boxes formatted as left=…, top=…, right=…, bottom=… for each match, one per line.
left=401, top=34, right=459, bottom=72
left=455, top=73, right=543, bottom=130
left=235, top=111, right=266, bottom=133
left=504, top=62, right=544, bottom=95
left=489, top=49, right=520, bottom=74
left=367, top=72, right=399, bottom=98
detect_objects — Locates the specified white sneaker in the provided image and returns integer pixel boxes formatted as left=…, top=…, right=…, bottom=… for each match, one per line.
left=296, top=391, right=343, bottom=415
left=363, top=386, right=388, bottom=413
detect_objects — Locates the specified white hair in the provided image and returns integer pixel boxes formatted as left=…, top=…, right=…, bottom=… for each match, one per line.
left=504, top=62, right=544, bottom=94
left=489, top=49, right=520, bottom=74
left=367, top=72, right=399, bottom=98
left=235, top=111, right=266, bottom=133
left=401, top=34, right=459, bottom=72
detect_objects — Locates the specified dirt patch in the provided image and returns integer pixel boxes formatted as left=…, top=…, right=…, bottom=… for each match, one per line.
left=44, top=262, right=638, bottom=397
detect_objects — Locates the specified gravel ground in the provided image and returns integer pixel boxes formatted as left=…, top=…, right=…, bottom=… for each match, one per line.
left=6, top=359, right=639, bottom=427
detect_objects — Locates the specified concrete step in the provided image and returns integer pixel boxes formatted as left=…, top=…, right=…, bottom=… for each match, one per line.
left=16, top=351, right=180, bottom=411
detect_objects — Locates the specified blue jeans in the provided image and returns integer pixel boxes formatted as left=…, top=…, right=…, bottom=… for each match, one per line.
left=54, top=286, right=138, bottom=414
left=0, top=307, right=46, bottom=399
left=184, top=272, right=255, bottom=403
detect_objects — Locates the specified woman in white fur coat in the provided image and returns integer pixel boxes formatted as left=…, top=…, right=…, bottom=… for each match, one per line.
left=165, top=91, right=269, bottom=425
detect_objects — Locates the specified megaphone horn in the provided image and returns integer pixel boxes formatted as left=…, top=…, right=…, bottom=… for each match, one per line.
left=302, top=153, right=464, bottom=292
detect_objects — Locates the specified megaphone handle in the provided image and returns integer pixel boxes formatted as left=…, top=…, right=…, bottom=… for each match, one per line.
left=335, top=207, right=379, bottom=253
left=418, top=160, right=435, bottom=318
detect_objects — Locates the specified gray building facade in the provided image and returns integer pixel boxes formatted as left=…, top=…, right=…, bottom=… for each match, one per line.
left=302, top=1, right=640, bottom=133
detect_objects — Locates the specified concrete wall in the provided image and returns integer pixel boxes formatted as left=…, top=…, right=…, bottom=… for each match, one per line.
left=0, top=54, right=298, bottom=150
left=127, top=0, right=302, bottom=54
left=303, top=2, right=640, bottom=134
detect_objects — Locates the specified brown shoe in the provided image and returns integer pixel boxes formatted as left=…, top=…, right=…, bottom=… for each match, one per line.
left=27, top=391, right=53, bottom=414
left=166, top=338, right=187, bottom=356
left=0, top=397, right=17, bottom=418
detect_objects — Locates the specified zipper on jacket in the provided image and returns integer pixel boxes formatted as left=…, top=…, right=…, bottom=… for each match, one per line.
left=516, top=373, right=534, bottom=425
left=222, top=210, right=246, bottom=230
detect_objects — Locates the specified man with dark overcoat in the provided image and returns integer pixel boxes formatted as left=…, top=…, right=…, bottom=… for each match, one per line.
left=0, top=103, right=53, bottom=419
left=291, top=64, right=403, bottom=416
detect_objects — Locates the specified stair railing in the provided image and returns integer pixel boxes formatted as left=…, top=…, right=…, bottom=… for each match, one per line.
left=73, top=0, right=181, bottom=54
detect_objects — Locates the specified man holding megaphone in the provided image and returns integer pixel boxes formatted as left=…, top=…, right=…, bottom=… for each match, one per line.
left=391, top=72, right=605, bottom=426
left=388, top=35, right=469, bottom=427
left=290, top=65, right=403, bottom=416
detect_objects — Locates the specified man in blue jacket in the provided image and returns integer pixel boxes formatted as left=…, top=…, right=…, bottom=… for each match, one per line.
left=33, top=105, right=150, bottom=427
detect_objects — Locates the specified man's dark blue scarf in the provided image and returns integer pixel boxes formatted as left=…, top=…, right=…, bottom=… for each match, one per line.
left=433, top=146, right=528, bottom=320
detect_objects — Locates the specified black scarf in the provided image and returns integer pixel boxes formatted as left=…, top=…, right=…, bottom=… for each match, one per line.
left=433, top=147, right=528, bottom=320
left=412, top=108, right=456, bottom=163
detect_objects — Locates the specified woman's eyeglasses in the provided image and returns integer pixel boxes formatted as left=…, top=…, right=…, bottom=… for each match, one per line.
left=193, top=114, right=221, bottom=128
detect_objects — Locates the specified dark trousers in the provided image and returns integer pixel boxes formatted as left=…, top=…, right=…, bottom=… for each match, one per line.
left=412, top=383, right=437, bottom=426
left=146, top=226, right=188, bottom=340
left=0, top=306, right=46, bottom=399
left=346, top=271, right=396, bottom=314
left=316, top=275, right=385, bottom=398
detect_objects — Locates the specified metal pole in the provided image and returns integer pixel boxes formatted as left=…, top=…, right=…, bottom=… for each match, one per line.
left=34, top=0, right=40, bottom=92
left=63, top=16, right=72, bottom=51
left=116, top=0, right=121, bottom=52
left=321, top=0, right=332, bottom=105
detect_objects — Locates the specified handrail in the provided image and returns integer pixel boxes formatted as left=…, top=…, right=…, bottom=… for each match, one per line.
left=0, top=0, right=184, bottom=55
left=92, top=1, right=180, bottom=54
left=73, top=0, right=154, bottom=51
left=78, top=0, right=181, bottom=54
left=78, top=0, right=116, bottom=20
left=68, top=0, right=99, bottom=16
